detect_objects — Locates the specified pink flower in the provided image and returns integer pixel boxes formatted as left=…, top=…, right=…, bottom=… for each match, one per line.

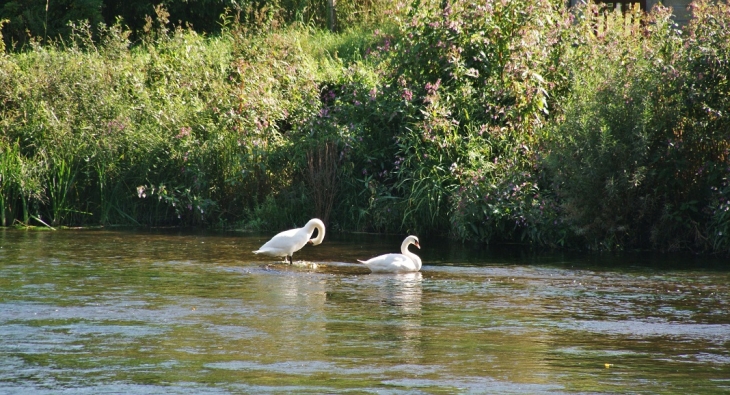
left=425, top=79, right=442, bottom=95
left=176, top=126, right=192, bottom=139
left=402, top=89, right=413, bottom=101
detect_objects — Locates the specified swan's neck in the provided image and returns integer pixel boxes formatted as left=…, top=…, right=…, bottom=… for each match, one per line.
left=306, top=219, right=326, bottom=245
left=401, top=241, right=422, bottom=270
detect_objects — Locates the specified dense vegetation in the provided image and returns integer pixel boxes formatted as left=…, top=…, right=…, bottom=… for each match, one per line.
left=1, top=0, right=728, bottom=255
left=0, top=0, right=376, bottom=49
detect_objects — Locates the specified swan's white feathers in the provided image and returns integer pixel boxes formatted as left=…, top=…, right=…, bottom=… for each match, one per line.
left=358, top=235, right=422, bottom=273
left=358, top=254, right=417, bottom=273
left=253, top=229, right=304, bottom=256
left=252, top=219, right=325, bottom=262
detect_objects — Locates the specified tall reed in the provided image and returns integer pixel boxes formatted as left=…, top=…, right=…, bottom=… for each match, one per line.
left=305, top=141, right=339, bottom=226
left=0, top=141, right=21, bottom=226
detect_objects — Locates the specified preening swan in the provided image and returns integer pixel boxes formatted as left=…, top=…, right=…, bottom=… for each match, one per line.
left=253, top=218, right=325, bottom=264
left=357, top=235, right=422, bottom=273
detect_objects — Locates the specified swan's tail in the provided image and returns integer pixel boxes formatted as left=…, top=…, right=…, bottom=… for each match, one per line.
left=252, top=250, right=263, bottom=254
left=357, top=259, right=367, bottom=264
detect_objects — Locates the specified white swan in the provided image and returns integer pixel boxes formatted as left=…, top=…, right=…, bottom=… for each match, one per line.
left=253, top=218, right=325, bottom=264
left=357, top=235, right=422, bottom=273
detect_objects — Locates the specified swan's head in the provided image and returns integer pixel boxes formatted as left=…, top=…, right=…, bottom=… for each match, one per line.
left=405, top=235, right=420, bottom=249
left=306, top=218, right=326, bottom=245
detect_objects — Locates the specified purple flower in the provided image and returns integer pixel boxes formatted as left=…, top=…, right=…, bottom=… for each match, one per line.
left=425, top=79, right=441, bottom=95
left=176, top=126, right=192, bottom=139
left=402, top=89, right=413, bottom=101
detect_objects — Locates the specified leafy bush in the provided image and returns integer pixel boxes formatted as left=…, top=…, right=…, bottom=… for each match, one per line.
left=0, top=16, right=236, bottom=226
left=708, top=178, right=730, bottom=254
left=544, top=4, right=677, bottom=250
left=544, top=1, right=730, bottom=253
left=375, top=0, right=565, bottom=240
left=657, top=0, right=730, bottom=252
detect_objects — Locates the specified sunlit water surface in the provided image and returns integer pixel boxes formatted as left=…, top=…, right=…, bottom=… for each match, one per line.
left=1, top=229, right=728, bottom=394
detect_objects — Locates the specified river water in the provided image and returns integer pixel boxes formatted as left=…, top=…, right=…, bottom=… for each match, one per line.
left=0, top=229, right=728, bottom=394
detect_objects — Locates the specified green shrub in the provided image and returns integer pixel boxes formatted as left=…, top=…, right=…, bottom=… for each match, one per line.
left=544, top=4, right=677, bottom=249
left=655, top=0, right=730, bottom=252
left=375, top=0, right=565, bottom=240
left=544, top=1, right=730, bottom=253
left=708, top=178, right=730, bottom=254
left=0, top=16, right=237, bottom=226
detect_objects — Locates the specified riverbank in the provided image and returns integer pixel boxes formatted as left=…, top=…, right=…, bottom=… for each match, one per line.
left=1, top=0, right=728, bottom=255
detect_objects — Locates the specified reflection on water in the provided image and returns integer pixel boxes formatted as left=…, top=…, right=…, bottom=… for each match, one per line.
left=0, top=229, right=729, bottom=394
left=358, top=272, right=423, bottom=364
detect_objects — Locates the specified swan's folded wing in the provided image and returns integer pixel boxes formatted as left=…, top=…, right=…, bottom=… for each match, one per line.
left=255, top=227, right=311, bottom=256
left=260, top=234, right=293, bottom=249
left=360, top=254, right=415, bottom=273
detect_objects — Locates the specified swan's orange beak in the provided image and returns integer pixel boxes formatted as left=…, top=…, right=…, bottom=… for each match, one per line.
left=414, top=241, right=420, bottom=249
left=307, top=239, right=314, bottom=245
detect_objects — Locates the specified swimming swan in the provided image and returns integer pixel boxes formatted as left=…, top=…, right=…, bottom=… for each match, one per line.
left=253, top=218, right=325, bottom=264
left=358, top=235, right=422, bottom=273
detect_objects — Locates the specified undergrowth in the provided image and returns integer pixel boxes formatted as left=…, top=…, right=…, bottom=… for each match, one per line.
left=1, top=0, right=728, bottom=256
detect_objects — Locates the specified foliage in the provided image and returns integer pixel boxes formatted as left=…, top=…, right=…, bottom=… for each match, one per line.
left=544, top=0, right=730, bottom=253
left=708, top=178, right=730, bottom=254
left=658, top=0, right=730, bottom=252
left=544, top=4, right=676, bottom=250
left=1, top=0, right=729, bottom=256
left=0, top=0, right=104, bottom=49
left=375, top=0, right=565, bottom=239
left=0, top=17, right=232, bottom=226
left=0, top=0, right=396, bottom=50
